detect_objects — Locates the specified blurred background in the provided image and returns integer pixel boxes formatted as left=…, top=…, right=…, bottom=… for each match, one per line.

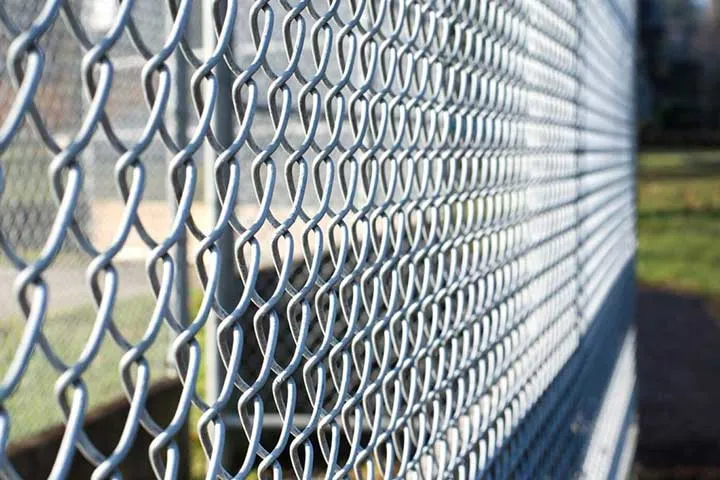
left=636, top=0, right=720, bottom=478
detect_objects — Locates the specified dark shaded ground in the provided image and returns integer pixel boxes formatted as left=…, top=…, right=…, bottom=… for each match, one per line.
left=636, top=284, right=720, bottom=475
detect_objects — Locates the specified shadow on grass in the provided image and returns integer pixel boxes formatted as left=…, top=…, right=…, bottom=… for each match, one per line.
left=636, top=284, right=720, bottom=471
left=638, top=208, right=720, bottom=222
left=639, top=162, right=720, bottom=180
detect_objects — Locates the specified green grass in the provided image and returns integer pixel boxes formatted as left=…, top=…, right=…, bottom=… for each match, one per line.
left=1, top=294, right=170, bottom=440
left=637, top=150, right=720, bottom=295
left=0, top=287, right=231, bottom=477
left=187, top=290, right=207, bottom=480
left=638, top=149, right=720, bottom=170
left=0, top=288, right=247, bottom=478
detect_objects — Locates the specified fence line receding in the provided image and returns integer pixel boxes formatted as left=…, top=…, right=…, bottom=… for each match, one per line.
left=0, top=0, right=637, bottom=478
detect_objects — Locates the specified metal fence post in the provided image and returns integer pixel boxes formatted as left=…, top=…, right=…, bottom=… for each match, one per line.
left=167, top=1, right=190, bottom=362
left=166, top=8, right=190, bottom=479
left=202, top=0, right=240, bottom=469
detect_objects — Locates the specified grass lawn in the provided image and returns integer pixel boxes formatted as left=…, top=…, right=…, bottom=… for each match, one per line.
left=0, top=291, right=212, bottom=478
left=637, top=150, right=720, bottom=296
left=0, top=284, right=228, bottom=478
left=1, top=294, right=171, bottom=440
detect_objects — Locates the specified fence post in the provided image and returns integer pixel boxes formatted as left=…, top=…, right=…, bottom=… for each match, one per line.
left=167, top=5, right=190, bottom=355
left=202, top=0, right=241, bottom=469
left=167, top=7, right=190, bottom=479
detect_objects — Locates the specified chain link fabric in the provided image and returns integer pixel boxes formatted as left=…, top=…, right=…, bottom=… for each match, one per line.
left=0, top=0, right=636, bottom=478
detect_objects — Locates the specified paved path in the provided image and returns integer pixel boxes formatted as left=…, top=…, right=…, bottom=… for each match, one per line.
left=0, top=262, right=150, bottom=318
left=636, top=284, right=720, bottom=469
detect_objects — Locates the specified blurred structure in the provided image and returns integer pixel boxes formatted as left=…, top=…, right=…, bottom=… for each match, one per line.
left=639, top=0, right=720, bottom=145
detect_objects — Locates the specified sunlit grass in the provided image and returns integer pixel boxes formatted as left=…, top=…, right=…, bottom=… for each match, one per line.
left=1, top=294, right=169, bottom=440
left=637, top=151, right=720, bottom=295
left=0, top=284, right=256, bottom=477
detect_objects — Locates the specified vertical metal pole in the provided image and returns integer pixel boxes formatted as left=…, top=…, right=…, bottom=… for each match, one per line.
left=165, top=5, right=192, bottom=478
left=167, top=10, right=190, bottom=345
left=167, top=7, right=191, bottom=479
left=202, top=0, right=237, bottom=421
left=203, top=1, right=243, bottom=469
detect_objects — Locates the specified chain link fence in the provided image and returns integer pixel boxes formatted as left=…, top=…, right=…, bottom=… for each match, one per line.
left=0, top=0, right=180, bottom=446
left=0, top=0, right=636, bottom=478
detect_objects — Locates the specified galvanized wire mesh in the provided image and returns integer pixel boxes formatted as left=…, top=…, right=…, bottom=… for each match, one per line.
left=0, top=0, right=636, bottom=478
left=0, top=0, right=172, bottom=444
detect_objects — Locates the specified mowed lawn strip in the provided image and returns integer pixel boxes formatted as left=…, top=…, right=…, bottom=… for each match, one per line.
left=1, top=294, right=170, bottom=440
left=637, top=150, right=720, bottom=296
